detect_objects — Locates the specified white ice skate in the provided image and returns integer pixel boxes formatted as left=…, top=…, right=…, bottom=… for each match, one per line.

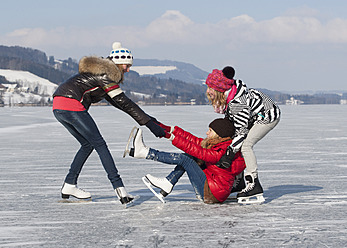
left=142, top=176, right=166, bottom=203
left=132, top=129, right=150, bottom=159
left=60, top=183, right=92, bottom=203
left=123, top=126, right=139, bottom=158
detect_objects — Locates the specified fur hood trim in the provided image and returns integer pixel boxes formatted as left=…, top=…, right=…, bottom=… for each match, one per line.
left=78, top=56, right=122, bottom=83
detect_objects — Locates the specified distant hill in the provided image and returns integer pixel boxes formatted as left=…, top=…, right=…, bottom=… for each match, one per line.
left=0, top=45, right=74, bottom=84
left=0, top=45, right=208, bottom=105
left=121, top=70, right=207, bottom=104
left=1, top=45, right=345, bottom=106
left=132, top=59, right=208, bottom=85
left=0, top=69, right=57, bottom=106
left=0, top=45, right=209, bottom=85
left=0, top=69, right=57, bottom=95
left=0, top=45, right=47, bottom=64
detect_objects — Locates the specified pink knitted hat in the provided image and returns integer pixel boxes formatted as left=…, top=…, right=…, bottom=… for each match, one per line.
left=205, top=69, right=234, bottom=92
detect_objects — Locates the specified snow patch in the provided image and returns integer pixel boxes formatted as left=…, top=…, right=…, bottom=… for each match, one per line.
left=130, top=91, right=167, bottom=99
left=131, top=66, right=177, bottom=76
left=131, top=91, right=152, bottom=99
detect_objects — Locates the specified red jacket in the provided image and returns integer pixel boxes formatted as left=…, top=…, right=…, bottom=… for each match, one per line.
left=171, top=127, right=246, bottom=202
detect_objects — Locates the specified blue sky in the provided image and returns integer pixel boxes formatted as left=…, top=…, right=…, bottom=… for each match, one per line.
left=1, top=0, right=347, bottom=92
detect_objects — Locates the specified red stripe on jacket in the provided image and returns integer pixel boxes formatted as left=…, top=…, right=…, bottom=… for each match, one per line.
left=53, top=96, right=86, bottom=111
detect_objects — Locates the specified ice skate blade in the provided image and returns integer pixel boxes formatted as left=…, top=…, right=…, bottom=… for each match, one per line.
left=142, top=177, right=166, bottom=203
left=58, top=198, right=92, bottom=203
left=237, top=194, right=265, bottom=205
left=225, top=195, right=238, bottom=203
left=123, top=126, right=139, bottom=158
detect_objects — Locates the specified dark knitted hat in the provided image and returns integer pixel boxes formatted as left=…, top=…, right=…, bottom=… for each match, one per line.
left=209, top=118, right=235, bottom=138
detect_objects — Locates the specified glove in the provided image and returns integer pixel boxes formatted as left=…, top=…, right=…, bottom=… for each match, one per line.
left=148, top=116, right=172, bottom=133
left=164, top=131, right=175, bottom=140
left=158, top=122, right=172, bottom=133
left=216, top=147, right=235, bottom=169
left=145, top=119, right=166, bottom=138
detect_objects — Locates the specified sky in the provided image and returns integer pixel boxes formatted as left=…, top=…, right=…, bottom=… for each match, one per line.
left=1, top=0, right=347, bottom=92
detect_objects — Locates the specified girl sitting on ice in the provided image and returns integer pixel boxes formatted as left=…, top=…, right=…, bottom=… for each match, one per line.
left=127, top=118, right=246, bottom=204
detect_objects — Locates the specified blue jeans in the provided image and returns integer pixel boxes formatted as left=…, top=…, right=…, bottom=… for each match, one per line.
left=53, top=109, right=124, bottom=189
left=146, top=148, right=206, bottom=201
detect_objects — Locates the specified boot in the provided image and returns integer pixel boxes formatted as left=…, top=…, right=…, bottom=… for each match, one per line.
left=237, top=175, right=265, bottom=204
left=61, top=182, right=91, bottom=199
left=115, top=187, right=134, bottom=205
left=230, top=171, right=246, bottom=193
left=129, top=129, right=149, bottom=159
left=145, top=174, right=173, bottom=197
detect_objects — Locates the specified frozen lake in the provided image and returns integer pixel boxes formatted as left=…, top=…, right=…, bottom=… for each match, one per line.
left=1, top=104, right=347, bottom=247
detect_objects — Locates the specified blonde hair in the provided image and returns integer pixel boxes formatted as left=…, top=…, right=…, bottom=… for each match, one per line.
left=200, top=135, right=231, bottom=149
left=206, top=87, right=227, bottom=109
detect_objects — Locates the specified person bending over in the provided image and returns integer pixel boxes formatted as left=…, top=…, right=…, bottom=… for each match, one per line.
left=53, top=42, right=165, bottom=205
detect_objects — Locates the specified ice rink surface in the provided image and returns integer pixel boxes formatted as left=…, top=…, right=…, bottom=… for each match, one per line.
left=1, top=104, right=346, bottom=247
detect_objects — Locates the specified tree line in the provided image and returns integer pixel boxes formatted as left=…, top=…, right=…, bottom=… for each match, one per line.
left=0, top=45, right=346, bottom=105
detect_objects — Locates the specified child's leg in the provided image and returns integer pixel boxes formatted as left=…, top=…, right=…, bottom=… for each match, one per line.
left=165, top=153, right=196, bottom=185
left=179, top=155, right=207, bottom=201
left=147, top=148, right=185, bottom=186
left=166, top=165, right=185, bottom=186
left=147, top=148, right=206, bottom=201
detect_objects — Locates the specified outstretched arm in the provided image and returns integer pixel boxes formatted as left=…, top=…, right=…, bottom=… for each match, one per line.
left=105, top=92, right=165, bottom=137
left=106, top=93, right=150, bottom=125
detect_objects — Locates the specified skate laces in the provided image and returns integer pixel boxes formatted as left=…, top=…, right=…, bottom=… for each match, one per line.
left=240, top=181, right=255, bottom=193
left=147, top=175, right=172, bottom=193
left=152, top=177, right=168, bottom=187
left=135, top=129, right=147, bottom=150
left=137, top=130, right=146, bottom=147
left=76, top=187, right=87, bottom=193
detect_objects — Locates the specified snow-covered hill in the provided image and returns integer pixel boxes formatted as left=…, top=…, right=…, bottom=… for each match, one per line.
left=0, top=69, right=57, bottom=105
left=131, top=66, right=177, bottom=76
left=0, top=69, right=57, bottom=95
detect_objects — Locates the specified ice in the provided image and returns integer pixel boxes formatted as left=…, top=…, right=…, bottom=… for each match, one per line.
left=0, top=105, right=347, bottom=247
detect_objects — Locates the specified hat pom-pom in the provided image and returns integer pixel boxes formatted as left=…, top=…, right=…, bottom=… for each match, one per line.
left=222, top=66, right=235, bottom=79
left=112, top=42, right=122, bottom=50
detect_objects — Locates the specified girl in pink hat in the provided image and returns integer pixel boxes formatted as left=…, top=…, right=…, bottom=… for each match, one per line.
left=205, top=66, right=281, bottom=204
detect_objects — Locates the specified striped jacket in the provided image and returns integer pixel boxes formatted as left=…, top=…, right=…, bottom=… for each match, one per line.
left=224, top=79, right=281, bottom=152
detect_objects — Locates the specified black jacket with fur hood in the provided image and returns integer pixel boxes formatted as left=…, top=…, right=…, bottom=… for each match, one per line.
left=53, top=56, right=151, bottom=125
